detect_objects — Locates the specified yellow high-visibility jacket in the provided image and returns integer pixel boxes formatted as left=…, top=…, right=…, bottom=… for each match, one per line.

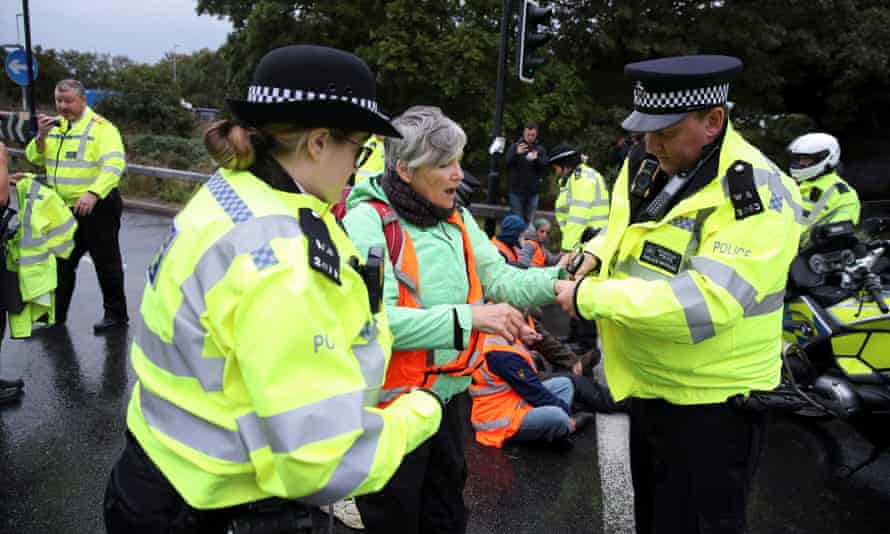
left=354, top=135, right=385, bottom=184
left=799, top=171, right=860, bottom=231
left=25, top=106, right=126, bottom=206
left=127, top=168, right=441, bottom=510
left=4, top=174, right=77, bottom=337
left=555, top=163, right=609, bottom=251
left=579, top=122, right=804, bottom=405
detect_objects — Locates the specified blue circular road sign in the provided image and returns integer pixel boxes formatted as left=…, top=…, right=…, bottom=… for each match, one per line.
left=6, top=48, right=39, bottom=86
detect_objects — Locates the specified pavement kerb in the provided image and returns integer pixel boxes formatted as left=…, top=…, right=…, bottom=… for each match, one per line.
left=123, top=197, right=183, bottom=217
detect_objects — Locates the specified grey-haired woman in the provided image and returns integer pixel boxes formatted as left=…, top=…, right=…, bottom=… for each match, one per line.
left=343, top=106, right=566, bottom=534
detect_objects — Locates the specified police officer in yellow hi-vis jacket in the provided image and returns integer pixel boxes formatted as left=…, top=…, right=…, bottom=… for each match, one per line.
left=551, top=145, right=610, bottom=252
left=557, top=56, right=803, bottom=534
left=103, top=45, right=443, bottom=533
left=26, top=79, right=128, bottom=333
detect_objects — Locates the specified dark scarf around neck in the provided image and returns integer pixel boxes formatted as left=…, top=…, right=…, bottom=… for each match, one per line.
left=382, top=171, right=454, bottom=227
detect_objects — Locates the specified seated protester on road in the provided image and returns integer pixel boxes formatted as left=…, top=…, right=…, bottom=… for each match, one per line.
left=342, top=105, right=564, bottom=534
left=103, top=45, right=444, bottom=533
left=515, top=311, right=625, bottom=415
left=491, top=214, right=526, bottom=267
left=517, top=218, right=564, bottom=268
left=469, top=322, right=594, bottom=450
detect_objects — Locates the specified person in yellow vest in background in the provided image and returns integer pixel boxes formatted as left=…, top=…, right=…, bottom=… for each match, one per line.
left=103, top=45, right=442, bottom=533
left=0, top=141, right=26, bottom=404
left=557, top=55, right=803, bottom=534
left=4, top=172, right=77, bottom=338
left=26, top=79, right=128, bottom=333
left=354, top=133, right=386, bottom=184
left=552, top=144, right=610, bottom=252
left=786, top=132, right=860, bottom=240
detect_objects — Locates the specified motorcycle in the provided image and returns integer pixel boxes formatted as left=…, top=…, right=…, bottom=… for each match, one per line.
left=740, top=219, right=890, bottom=474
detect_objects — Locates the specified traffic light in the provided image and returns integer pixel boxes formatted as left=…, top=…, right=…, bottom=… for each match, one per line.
left=517, top=0, right=554, bottom=83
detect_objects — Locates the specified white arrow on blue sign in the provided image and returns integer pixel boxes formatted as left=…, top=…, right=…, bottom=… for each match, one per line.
left=6, top=48, right=39, bottom=86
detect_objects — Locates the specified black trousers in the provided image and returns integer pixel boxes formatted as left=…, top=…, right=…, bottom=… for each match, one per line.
left=568, top=317, right=598, bottom=350
left=629, top=398, right=767, bottom=534
left=105, top=432, right=224, bottom=534
left=356, top=392, right=470, bottom=534
left=105, top=432, right=318, bottom=534
left=56, top=189, right=128, bottom=323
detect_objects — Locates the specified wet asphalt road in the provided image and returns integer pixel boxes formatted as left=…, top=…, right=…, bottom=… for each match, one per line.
left=2, top=209, right=890, bottom=533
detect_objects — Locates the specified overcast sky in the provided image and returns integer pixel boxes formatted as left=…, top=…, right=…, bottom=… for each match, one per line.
left=0, top=0, right=232, bottom=64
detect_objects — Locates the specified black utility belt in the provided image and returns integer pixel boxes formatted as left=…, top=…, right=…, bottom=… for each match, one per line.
left=218, top=498, right=314, bottom=534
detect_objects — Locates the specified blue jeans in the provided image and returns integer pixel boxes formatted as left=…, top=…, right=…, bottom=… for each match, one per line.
left=510, top=376, right=574, bottom=443
left=509, top=192, right=539, bottom=225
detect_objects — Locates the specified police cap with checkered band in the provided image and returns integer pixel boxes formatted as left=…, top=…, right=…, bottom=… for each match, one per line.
left=621, top=55, right=743, bottom=133
left=227, top=45, right=401, bottom=138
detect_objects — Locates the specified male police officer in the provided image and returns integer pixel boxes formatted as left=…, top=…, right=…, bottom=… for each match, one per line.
left=26, top=79, right=128, bottom=333
left=786, top=132, right=860, bottom=236
left=556, top=56, right=803, bottom=533
left=551, top=145, right=610, bottom=253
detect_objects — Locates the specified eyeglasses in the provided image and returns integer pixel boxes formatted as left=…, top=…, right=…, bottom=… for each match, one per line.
left=337, top=135, right=374, bottom=169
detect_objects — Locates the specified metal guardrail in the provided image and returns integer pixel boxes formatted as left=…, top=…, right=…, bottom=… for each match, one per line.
left=7, top=147, right=548, bottom=219
left=8, top=147, right=210, bottom=183
left=10, top=147, right=889, bottom=222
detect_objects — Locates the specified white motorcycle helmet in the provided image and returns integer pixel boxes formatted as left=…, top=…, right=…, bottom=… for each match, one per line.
left=786, top=132, right=841, bottom=182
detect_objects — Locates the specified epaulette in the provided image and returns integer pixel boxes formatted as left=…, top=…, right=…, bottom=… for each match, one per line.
left=836, top=182, right=850, bottom=194
left=727, top=160, right=763, bottom=220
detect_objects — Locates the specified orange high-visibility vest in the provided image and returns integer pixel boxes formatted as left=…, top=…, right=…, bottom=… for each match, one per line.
left=469, top=322, right=537, bottom=448
left=528, top=240, right=547, bottom=267
left=367, top=200, right=485, bottom=407
left=490, top=237, right=518, bottom=263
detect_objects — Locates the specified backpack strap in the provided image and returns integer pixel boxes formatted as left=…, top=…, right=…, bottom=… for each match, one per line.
left=365, top=199, right=404, bottom=270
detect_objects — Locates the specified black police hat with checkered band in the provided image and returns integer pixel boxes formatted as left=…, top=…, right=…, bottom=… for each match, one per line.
left=227, top=45, right=401, bottom=138
left=622, top=55, right=743, bottom=133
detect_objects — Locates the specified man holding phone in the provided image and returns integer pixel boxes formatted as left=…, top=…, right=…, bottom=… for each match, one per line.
left=505, top=123, right=548, bottom=223
left=25, top=79, right=128, bottom=334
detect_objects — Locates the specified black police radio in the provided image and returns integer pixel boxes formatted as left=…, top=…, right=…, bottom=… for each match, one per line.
left=350, top=246, right=385, bottom=314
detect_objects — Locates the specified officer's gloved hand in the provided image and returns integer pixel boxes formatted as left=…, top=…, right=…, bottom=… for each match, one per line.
left=579, top=226, right=600, bottom=244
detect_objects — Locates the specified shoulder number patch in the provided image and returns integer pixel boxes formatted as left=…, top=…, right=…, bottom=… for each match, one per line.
left=727, top=160, right=763, bottom=220
left=299, top=207, right=341, bottom=285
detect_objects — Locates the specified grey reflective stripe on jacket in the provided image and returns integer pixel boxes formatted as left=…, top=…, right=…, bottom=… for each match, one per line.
left=472, top=416, right=512, bottom=431
left=138, top=383, right=385, bottom=506
left=804, top=183, right=838, bottom=226
left=17, top=179, right=75, bottom=264
left=135, top=174, right=389, bottom=500
left=666, top=256, right=786, bottom=343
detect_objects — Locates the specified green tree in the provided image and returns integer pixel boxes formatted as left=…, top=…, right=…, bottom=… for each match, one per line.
left=196, top=0, right=890, bottom=196
left=97, top=64, right=194, bottom=137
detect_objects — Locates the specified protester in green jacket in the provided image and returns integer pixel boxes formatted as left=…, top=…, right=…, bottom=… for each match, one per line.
left=343, top=105, right=562, bottom=534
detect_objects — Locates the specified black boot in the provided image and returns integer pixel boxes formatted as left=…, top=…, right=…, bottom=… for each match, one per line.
left=94, top=316, right=129, bottom=334
left=0, top=386, right=23, bottom=404
left=571, top=411, right=596, bottom=433
left=0, top=378, right=24, bottom=389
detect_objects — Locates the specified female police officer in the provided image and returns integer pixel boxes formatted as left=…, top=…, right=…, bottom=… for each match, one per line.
left=103, top=45, right=443, bottom=533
